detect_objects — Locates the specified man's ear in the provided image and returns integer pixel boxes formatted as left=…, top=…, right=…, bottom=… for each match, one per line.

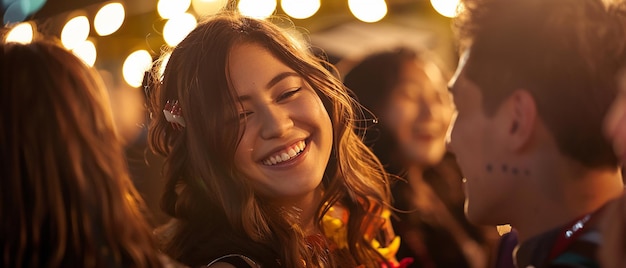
left=505, top=90, right=537, bottom=152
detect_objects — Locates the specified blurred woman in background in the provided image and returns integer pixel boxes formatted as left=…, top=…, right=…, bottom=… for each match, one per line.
left=344, top=47, right=499, bottom=268
left=0, top=40, right=176, bottom=268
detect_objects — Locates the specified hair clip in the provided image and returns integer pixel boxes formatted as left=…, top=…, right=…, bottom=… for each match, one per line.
left=163, top=100, right=185, bottom=130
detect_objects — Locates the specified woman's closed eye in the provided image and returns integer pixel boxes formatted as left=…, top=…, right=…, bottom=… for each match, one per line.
left=277, top=87, right=301, bottom=102
left=237, top=87, right=302, bottom=122
left=239, top=110, right=253, bottom=121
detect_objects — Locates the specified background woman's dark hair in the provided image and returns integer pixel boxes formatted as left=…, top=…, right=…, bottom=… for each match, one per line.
left=343, top=47, right=423, bottom=175
left=1, top=41, right=164, bottom=267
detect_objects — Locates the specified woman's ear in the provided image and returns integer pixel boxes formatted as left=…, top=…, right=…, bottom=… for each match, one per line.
left=506, top=89, right=537, bottom=152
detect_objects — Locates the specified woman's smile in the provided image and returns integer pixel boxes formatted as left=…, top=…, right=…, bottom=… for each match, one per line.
left=261, top=139, right=307, bottom=166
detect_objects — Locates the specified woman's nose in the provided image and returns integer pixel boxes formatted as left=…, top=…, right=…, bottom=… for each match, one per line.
left=260, top=105, right=294, bottom=139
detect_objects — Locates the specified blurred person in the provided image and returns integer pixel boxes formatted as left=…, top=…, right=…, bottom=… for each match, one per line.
left=147, top=12, right=404, bottom=268
left=0, top=40, right=180, bottom=267
left=601, top=68, right=626, bottom=268
left=448, top=0, right=626, bottom=266
left=344, top=47, right=499, bottom=268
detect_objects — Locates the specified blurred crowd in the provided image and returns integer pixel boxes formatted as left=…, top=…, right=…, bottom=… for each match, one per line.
left=2, top=0, right=625, bottom=267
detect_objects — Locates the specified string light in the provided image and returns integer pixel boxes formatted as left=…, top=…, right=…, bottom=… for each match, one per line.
left=163, top=13, right=197, bottom=47
left=348, top=0, right=387, bottom=23
left=157, top=0, right=192, bottom=19
left=4, top=22, right=34, bottom=44
left=281, top=0, right=320, bottom=19
left=61, top=15, right=90, bottom=50
left=238, top=0, right=276, bottom=19
left=72, top=39, right=97, bottom=67
left=430, top=0, right=463, bottom=18
left=94, top=2, right=125, bottom=36
left=123, top=50, right=153, bottom=88
left=2, top=0, right=47, bottom=25
left=191, top=0, right=228, bottom=16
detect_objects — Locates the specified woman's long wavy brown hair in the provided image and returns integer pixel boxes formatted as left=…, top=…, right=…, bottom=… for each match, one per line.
left=1, top=41, right=164, bottom=267
left=148, top=12, right=392, bottom=267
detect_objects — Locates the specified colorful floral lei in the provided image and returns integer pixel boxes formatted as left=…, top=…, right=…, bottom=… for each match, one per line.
left=322, top=207, right=414, bottom=268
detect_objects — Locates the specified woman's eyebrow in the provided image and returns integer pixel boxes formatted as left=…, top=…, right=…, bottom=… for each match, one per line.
left=266, top=71, right=300, bottom=89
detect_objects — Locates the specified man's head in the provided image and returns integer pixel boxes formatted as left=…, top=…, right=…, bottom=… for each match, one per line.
left=455, top=0, right=625, bottom=167
left=448, top=0, right=626, bottom=224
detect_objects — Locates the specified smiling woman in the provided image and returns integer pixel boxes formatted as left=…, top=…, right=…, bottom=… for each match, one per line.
left=230, top=43, right=333, bottom=202
left=147, top=11, right=401, bottom=268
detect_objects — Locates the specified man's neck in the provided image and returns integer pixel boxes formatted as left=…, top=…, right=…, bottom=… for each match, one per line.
left=512, top=161, right=623, bottom=242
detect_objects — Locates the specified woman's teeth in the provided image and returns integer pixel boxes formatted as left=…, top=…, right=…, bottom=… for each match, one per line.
left=262, top=140, right=306, bottom=166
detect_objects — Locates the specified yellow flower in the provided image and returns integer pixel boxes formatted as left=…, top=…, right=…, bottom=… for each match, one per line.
left=322, top=207, right=402, bottom=264
left=372, top=236, right=401, bottom=260
left=322, top=207, right=348, bottom=249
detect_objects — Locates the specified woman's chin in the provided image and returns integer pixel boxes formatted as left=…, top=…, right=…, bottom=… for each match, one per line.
left=405, top=146, right=446, bottom=166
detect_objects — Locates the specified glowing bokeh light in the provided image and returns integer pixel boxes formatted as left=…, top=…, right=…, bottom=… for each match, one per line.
left=163, top=13, right=197, bottom=47
left=348, top=0, right=387, bottom=23
left=123, top=50, right=153, bottom=88
left=238, top=0, right=276, bottom=19
left=2, top=0, right=46, bottom=25
left=191, top=0, right=228, bottom=16
left=157, top=0, right=191, bottom=19
left=94, top=2, right=125, bottom=36
left=61, top=16, right=90, bottom=50
left=5, top=22, right=34, bottom=44
left=72, top=40, right=97, bottom=67
left=281, top=0, right=320, bottom=19
left=430, top=0, right=462, bottom=18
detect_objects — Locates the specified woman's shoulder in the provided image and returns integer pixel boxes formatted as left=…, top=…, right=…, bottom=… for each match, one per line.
left=206, top=254, right=260, bottom=268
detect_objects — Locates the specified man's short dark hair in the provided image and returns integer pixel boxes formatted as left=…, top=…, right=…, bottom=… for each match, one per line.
left=454, top=0, right=626, bottom=168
